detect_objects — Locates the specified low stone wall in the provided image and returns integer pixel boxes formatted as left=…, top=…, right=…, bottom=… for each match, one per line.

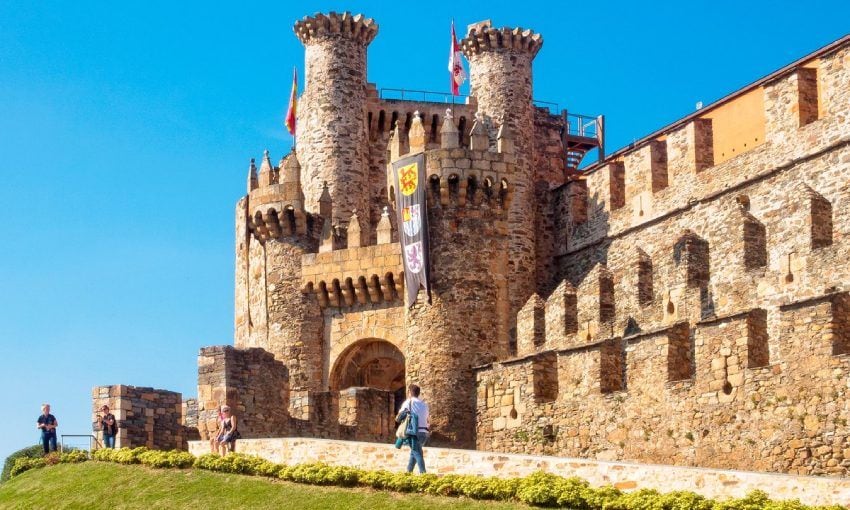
left=197, top=345, right=290, bottom=440
left=187, top=437, right=850, bottom=506
left=477, top=295, right=850, bottom=477
left=92, top=385, right=184, bottom=450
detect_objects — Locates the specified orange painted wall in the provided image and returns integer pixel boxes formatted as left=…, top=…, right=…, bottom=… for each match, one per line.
left=700, top=87, right=765, bottom=165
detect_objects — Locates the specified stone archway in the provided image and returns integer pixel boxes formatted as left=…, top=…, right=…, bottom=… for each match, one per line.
left=330, top=339, right=406, bottom=407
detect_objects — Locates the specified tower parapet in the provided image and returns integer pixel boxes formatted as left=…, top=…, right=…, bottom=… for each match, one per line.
left=294, top=12, right=377, bottom=227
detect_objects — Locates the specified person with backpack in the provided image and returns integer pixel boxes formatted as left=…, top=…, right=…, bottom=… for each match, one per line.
left=36, top=403, right=58, bottom=454
left=394, top=384, right=430, bottom=474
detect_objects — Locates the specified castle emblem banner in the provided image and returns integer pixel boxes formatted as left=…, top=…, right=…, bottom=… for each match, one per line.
left=392, top=153, right=431, bottom=307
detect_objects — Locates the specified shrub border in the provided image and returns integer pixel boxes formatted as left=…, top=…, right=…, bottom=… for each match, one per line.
left=9, top=448, right=845, bottom=510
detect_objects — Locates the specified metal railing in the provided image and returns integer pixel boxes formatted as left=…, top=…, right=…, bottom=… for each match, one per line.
left=565, top=113, right=601, bottom=139
left=379, top=88, right=469, bottom=104
left=60, top=434, right=102, bottom=453
left=533, top=99, right=560, bottom=110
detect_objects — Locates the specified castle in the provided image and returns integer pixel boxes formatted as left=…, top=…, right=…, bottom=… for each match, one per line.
left=94, top=12, right=850, bottom=477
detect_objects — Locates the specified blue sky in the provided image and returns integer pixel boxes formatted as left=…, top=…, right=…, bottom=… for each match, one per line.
left=0, top=0, right=847, bottom=463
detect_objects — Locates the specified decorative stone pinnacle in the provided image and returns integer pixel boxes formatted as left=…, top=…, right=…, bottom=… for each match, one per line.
left=293, top=11, right=379, bottom=46
left=460, top=22, right=543, bottom=58
left=377, top=205, right=392, bottom=245
left=319, top=181, right=332, bottom=219
left=445, top=108, right=453, bottom=120
left=259, top=149, right=272, bottom=170
left=247, top=158, right=259, bottom=192
left=409, top=111, right=426, bottom=152
left=258, top=150, right=273, bottom=186
left=470, top=114, right=489, bottom=151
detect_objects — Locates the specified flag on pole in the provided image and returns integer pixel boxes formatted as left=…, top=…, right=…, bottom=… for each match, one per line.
left=448, top=21, right=466, bottom=96
left=285, top=67, right=298, bottom=136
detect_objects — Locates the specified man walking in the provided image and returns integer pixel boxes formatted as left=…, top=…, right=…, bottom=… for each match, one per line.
left=396, top=384, right=430, bottom=474
left=36, top=403, right=58, bottom=454
left=98, top=404, right=118, bottom=448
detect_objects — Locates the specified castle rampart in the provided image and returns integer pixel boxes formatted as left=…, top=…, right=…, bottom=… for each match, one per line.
left=98, top=12, right=850, bottom=481
left=475, top=39, right=850, bottom=474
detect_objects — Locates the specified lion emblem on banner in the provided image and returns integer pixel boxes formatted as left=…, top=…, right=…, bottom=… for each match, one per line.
left=398, top=163, right=418, bottom=196
left=404, top=241, right=424, bottom=274
left=402, top=204, right=421, bottom=237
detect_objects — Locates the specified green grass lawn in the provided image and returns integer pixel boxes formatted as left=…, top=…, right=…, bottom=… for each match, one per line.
left=0, top=462, right=530, bottom=509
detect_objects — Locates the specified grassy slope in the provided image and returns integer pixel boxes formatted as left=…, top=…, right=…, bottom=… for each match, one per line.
left=0, top=462, right=528, bottom=509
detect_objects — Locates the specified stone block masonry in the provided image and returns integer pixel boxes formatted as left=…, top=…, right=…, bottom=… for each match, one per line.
left=109, top=10, right=850, bottom=484
left=91, top=385, right=187, bottom=450
left=196, top=345, right=400, bottom=444
left=197, top=346, right=290, bottom=440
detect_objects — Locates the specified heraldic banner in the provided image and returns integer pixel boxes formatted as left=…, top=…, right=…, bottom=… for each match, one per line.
left=392, top=152, right=431, bottom=307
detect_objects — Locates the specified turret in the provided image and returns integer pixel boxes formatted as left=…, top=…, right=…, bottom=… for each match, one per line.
left=461, top=21, right=543, bottom=347
left=234, top=150, right=324, bottom=399
left=294, top=12, right=378, bottom=227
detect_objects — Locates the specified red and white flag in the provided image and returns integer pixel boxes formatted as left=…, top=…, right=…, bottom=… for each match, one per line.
left=448, top=21, right=466, bottom=96
left=285, top=66, right=298, bottom=137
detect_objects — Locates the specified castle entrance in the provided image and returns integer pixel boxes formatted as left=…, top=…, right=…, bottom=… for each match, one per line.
left=330, top=338, right=406, bottom=410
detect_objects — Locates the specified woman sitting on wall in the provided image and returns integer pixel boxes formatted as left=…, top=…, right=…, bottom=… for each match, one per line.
left=215, top=405, right=238, bottom=455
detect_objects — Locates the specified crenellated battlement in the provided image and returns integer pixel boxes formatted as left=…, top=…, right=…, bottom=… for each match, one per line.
left=386, top=111, right=516, bottom=215
left=300, top=243, right=404, bottom=308
left=566, top=39, right=849, bottom=252
left=245, top=150, right=317, bottom=243
left=221, top=12, right=850, bottom=472
left=460, top=20, right=543, bottom=57
left=293, top=11, right=378, bottom=45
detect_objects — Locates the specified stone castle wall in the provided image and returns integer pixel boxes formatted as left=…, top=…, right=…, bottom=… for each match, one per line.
left=197, top=346, right=290, bottom=440
left=196, top=345, right=396, bottom=444
left=98, top=12, right=850, bottom=482
left=395, top=112, right=515, bottom=448
left=91, top=385, right=186, bottom=450
left=475, top=44, right=850, bottom=475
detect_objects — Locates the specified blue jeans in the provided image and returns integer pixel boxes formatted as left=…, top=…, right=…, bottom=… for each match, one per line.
left=41, top=431, right=57, bottom=454
left=103, top=434, right=115, bottom=449
left=406, top=431, right=429, bottom=474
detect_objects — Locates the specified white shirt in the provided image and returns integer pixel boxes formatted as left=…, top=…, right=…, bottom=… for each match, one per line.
left=402, top=397, right=430, bottom=429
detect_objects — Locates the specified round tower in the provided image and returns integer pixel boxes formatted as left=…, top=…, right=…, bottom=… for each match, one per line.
left=294, top=12, right=378, bottom=227
left=235, top=150, right=325, bottom=393
left=461, top=22, right=543, bottom=345
left=394, top=114, right=513, bottom=449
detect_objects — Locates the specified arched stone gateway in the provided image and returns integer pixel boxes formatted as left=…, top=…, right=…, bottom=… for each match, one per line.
left=330, top=339, right=406, bottom=407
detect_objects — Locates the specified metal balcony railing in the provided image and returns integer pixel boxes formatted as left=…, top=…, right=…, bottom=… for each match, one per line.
left=379, top=88, right=469, bottom=104
left=565, top=113, right=602, bottom=140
